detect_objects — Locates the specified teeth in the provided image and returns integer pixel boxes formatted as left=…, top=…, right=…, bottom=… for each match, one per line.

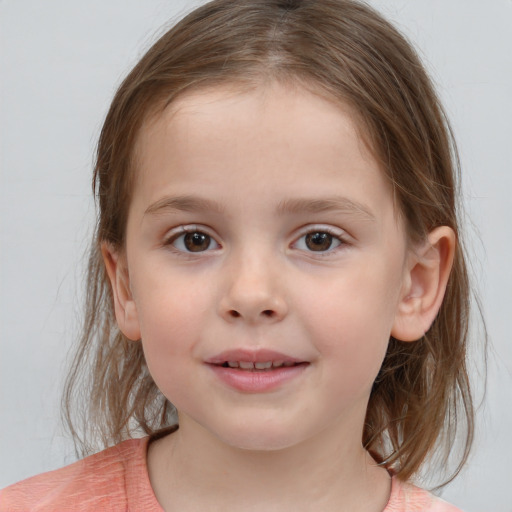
left=255, top=361, right=272, bottom=370
left=224, top=360, right=297, bottom=370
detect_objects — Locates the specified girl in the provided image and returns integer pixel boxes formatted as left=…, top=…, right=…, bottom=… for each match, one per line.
left=1, top=0, right=478, bottom=510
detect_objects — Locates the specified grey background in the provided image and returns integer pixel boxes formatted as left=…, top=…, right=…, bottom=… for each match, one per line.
left=1, top=1, right=511, bottom=510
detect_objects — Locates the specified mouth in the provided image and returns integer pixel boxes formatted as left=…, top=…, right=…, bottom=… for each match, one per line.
left=215, top=360, right=305, bottom=371
left=205, top=349, right=307, bottom=369
left=205, top=349, right=309, bottom=392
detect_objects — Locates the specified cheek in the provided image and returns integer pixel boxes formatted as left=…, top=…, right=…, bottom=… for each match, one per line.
left=136, top=295, right=204, bottom=410
left=297, top=262, right=403, bottom=387
left=130, top=269, right=214, bottom=391
left=132, top=261, right=212, bottom=340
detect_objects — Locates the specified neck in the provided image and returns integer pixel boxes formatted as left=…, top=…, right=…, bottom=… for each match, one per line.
left=147, top=416, right=391, bottom=512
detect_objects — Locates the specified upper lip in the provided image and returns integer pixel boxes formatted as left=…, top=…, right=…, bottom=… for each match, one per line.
left=205, top=348, right=304, bottom=365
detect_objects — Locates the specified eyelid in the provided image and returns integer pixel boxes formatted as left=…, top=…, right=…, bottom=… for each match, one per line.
left=291, top=224, right=351, bottom=254
left=163, top=224, right=221, bottom=253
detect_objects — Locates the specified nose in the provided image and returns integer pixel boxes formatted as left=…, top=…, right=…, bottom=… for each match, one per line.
left=218, top=252, right=288, bottom=324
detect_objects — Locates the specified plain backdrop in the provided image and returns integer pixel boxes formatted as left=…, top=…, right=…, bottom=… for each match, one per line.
left=1, top=1, right=511, bottom=510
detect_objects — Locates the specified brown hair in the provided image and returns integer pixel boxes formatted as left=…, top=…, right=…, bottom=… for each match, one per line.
left=63, top=0, right=476, bottom=484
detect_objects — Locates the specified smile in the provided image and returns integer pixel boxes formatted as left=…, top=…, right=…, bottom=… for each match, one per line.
left=206, top=349, right=309, bottom=392
left=221, top=360, right=299, bottom=370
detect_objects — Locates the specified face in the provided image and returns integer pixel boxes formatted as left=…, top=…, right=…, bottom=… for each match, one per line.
left=112, top=83, right=413, bottom=451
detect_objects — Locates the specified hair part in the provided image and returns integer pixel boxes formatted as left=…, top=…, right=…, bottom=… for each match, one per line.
left=63, top=0, right=476, bottom=485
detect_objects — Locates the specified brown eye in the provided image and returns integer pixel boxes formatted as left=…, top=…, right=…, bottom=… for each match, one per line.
left=169, top=230, right=219, bottom=253
left=305, top=232, right=334, bottom=251
left=183, top=232, right=212, bottom=252
left=292, top=228, right=345, bottom=254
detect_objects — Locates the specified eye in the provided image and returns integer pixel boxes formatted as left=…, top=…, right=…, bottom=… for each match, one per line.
left=293, top=230, right=344, bottom=253
left=167, top=229, right=220, bottom=253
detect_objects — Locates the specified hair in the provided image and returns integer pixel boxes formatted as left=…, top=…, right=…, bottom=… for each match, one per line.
left=63, top=0, right=476, bottom=485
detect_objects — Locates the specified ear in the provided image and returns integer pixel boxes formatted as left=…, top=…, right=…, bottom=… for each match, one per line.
left=391, top=226, right=456, bottom=342
left=101, top=243, right=141, bottom=341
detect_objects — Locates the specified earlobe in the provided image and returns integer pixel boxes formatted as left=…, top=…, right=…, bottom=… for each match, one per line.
left=391, top=226, right=456, bottom=342
left=101, top=243, right=141, bottom=341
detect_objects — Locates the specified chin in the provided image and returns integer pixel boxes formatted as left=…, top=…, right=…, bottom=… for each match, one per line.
left=179, top=405, right=320, bottom=453
left=211, top=419, right=310, bottom=453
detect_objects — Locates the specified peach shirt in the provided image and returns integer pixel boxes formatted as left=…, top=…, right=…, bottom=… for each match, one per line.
left=0, top=437, right=463, bottom=511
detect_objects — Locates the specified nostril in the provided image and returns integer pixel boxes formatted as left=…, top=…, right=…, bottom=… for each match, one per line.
left=225, top=309, right=279, bottom=320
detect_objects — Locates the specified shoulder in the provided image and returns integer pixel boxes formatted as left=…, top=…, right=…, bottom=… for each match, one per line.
left=385, top=478, right=464, bottom=512
left=0, top=437, right=160, bottom=512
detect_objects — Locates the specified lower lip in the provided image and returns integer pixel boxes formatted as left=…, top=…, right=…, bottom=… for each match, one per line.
left=207, top=364, right=308, bottom=393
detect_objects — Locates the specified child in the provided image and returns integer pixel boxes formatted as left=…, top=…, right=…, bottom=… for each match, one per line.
left=0, top=0, right=476, bottom=510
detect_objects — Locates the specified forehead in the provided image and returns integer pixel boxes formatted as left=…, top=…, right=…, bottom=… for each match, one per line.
left=131, top=83, right=395, bottom=220
left=136, top=82, right=376, bottom=175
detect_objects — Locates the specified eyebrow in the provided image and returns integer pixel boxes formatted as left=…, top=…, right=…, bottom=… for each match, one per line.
left=276, top=196, right=376, bottom=221
left=144, top=195, right=226, bottom=216
left=144, top=194, right=375, bottom=221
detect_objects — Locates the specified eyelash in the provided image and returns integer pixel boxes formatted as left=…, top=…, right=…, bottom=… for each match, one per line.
left=163, top=225, right=349, bottom=255
left=292, top=226, right=348, bottom=255
left=164, top=226, right=220, bottom=254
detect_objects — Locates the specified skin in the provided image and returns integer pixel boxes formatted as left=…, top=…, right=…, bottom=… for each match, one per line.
left=103, top=83, right=455, bottom=511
